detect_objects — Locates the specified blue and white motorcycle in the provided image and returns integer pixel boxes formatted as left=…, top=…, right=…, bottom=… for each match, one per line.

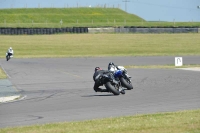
left=108, top=63, right=133, bottom=90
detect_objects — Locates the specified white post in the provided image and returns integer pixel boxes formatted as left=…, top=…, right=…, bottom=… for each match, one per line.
left=60, top=19, right=63, bottom=25
left=175, top=57, right=183, bottom=67
left=173, top=19, right=175, bottom=27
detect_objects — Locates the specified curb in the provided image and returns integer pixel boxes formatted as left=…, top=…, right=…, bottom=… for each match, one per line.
left=0, top=95, right=21, bottom=103
left=176, top=67, right=200, bottom=71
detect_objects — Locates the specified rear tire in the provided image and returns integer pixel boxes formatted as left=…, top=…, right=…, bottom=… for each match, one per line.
left=120, top=77, right=133, bottom=90
left=105, top=82, right=120, bottom=95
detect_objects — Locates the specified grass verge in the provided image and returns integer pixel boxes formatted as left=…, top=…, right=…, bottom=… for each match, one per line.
left=0, top=67, right=7, bottom=79
left=125, top=64, right=200, bottom=69
left=0, top=34, right=200, bottom=58
left=0, top=109, right=199, bottom=133
left=0, top=8, right=200, bottom=27
left=0, top=8, right=144, bottom=28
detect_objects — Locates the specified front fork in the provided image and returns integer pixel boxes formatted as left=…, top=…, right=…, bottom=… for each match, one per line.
left=113, top=80, right=125, bottom=92
left=121, top=74, right=131, bottom=85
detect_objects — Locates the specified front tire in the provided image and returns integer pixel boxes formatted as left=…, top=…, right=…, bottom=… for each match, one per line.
left=105, top=82, right=120, bottom=95
left=6, top=55, right=9, bottom=61
left=120, top=77, right=133, bottom=90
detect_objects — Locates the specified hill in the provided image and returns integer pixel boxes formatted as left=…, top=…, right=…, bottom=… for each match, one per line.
left=0, top=8, right=145, bottom=27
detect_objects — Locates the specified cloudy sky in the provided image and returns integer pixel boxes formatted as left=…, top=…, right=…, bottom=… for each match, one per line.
left=0, top=0, right=199, bottom=21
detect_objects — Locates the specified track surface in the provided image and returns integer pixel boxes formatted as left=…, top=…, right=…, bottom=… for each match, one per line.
left=0, top=56, right=200, bottom=128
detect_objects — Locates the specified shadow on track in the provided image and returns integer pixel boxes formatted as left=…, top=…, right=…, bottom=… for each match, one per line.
left=81, top=94, right=116, bottom=97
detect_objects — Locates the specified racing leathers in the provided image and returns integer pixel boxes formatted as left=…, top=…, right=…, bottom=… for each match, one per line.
left=93, top=69, right=111, bottom=92
left=6, top=48, right=14, bottom=58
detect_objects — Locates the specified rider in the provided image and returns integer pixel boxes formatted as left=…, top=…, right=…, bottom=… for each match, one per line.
left=6, top=47, right=14, bottom=58
left=93, top=67, right=111, bottom=92
left=108, top=62, right=118, bottom=72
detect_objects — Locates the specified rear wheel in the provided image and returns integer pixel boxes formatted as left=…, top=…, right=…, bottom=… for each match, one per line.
left=105, top=82, right=120, bottom=95
left=120, top=77, right=133, bottom=90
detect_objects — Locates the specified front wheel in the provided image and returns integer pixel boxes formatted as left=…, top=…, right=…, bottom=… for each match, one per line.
left=120, top=77, right=133, bottom=90
left=105, top=82, right=120, bottom=95
left=6, top=55, right=10, bottom=61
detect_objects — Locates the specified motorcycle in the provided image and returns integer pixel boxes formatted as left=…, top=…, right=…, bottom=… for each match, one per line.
left=112, top=66, right=133, bottom=90
left=6, top=53, right=12, bottom=61
left=97, top=72, right=125, bottom=95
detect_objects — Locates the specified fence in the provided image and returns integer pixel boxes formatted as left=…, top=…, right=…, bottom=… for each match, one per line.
left=0, top=21, right=200, bottom=28
left=0, top=27, right=88, bottom=35
left=0, top=27, right=199, bottom=35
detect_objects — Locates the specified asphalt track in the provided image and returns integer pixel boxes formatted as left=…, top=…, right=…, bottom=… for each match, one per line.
left=0, top=56, right=200, bottom=128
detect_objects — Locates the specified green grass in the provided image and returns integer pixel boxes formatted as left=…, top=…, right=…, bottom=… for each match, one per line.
left=0, top=8, right=145, bottom=28
left=0, top=67, right=7, bottom=79
left=0, top=8, right=200, bottom=28
left=0, top=109, right=199, bottom=133
left=125, top=64, right=200, bottom=69
left=0, top=34, right=200, bottom=58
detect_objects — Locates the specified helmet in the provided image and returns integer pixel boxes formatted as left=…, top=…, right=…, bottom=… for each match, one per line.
left=108, top=62, right=115, bottom=70
left=95, top=67, right=101, bottom=72
left=9, top=47, right=12, bottom=50
left=108, top=62, right=114, bottom=66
